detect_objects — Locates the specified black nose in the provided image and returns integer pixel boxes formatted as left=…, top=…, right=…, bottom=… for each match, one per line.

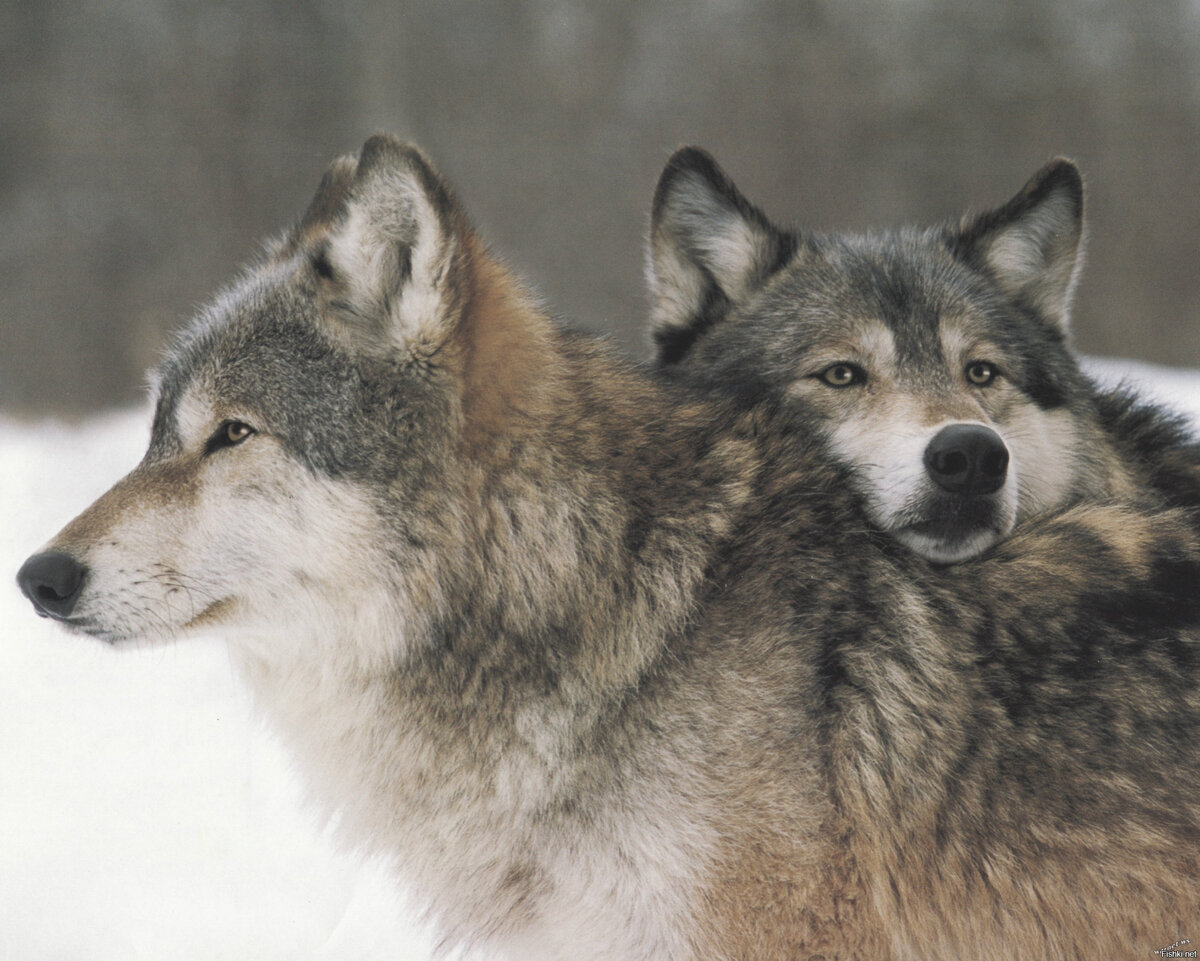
left=16, top=550, right=88, bottom=620
left=923, top=424, right=1009, bottom=495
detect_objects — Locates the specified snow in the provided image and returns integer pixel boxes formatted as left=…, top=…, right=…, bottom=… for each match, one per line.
left=0, top=413, right=437, bottom=958
left=1082, top=355, right=1200, bottom=423
left=1, top=356, right=1198, bottom=959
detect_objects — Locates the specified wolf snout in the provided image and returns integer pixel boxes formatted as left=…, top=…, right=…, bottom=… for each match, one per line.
left=17, top=550, right=88, bottom=620
left=923, top=424, right=1009, bottom=495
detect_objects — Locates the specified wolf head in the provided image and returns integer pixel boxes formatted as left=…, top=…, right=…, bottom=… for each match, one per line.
left=648, top=148, right=1124, bottom=563
left=16, top=136, right=542, bottom=665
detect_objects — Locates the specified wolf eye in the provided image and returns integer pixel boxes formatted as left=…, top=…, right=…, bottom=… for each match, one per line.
left=966, top=361, right=999, bottom=386
left=205, top=420, right=256, bottom=455
left=818, top=363, right=866, bottom=388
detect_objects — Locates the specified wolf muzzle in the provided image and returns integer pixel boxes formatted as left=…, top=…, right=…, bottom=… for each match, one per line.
left=923, top=424, right=1009, bottom=495
left=17, top=550, right=88, bottom=620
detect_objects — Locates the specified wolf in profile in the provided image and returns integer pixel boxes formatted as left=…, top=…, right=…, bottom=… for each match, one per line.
left=17, top=136, right=1200, bottom=959
left=648, top=147, right=1200, bottom=563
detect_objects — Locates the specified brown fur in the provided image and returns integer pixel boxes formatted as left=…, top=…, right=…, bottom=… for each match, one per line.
left=456, top=235, right=561, bottom=459
left=53, top=458, right=201, bottom=549
left=18, top=137, right=1200, bottom=960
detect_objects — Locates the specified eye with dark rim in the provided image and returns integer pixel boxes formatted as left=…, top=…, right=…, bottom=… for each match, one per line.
left=965, top=360, right=999, bottom=386
left=205, top=420, right=257, bottom=456
left=817, top=362, right=867, bottom=388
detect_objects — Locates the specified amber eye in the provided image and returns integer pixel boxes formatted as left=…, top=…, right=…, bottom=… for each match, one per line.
left=205, top=420, right=256, bottom=455
left=966, top=361, right=998, bottom=386
left=819, top=363, right=866, bottom=388
left=225, top=422, right=254, bottom=444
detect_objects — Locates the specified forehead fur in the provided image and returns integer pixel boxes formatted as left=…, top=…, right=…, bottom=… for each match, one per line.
left=675, top=225, right=1085, bottom=410
left=718, top=230, right=978, bottom=362
left=148, top=261, right=444, bottom=481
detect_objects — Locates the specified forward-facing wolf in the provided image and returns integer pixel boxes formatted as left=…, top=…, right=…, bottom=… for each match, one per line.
left=648, top=148, right=1200, bottom=563
left=17, top=136, right=1200, bottom=960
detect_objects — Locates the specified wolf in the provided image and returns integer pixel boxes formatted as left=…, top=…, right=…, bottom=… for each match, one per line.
left=647, top=147, right=1200, bottom=563
left=16, top=136, right=1200, bottom=959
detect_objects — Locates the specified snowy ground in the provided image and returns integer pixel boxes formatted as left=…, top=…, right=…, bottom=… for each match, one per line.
left=1, top=415, right=437, bottom=958
left=1, top=356, right=1198, bottom=959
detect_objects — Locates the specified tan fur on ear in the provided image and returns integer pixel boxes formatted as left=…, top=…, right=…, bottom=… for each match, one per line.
left=654, top=168, right=776, bottom=305
left=296, top=155, right=357, bottom=240
left=319, top=136, right=469, bottom=357
left=648, top=147, right=790, bottom=360
left=960, top=160, right=1085, bottom=333
left=266, top=155, right=356, bottom=265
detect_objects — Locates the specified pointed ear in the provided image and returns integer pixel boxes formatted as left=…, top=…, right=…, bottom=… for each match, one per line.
left=297, top=154, right=357, bottom=236
left=319, top=134, right=470, bottom=355
left=955, top=159, right=1084, bottom=333
left=648, top=147, right=790, bottom=364
left=271, top=154, right=357, bottom=262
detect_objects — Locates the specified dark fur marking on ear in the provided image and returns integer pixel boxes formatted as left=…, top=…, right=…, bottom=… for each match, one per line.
left=300, top=155, right=356, bottom=231
left=652, top=147, right=782, bottom=244
left=954, top=159, right=1084, bottom=258
left=650, top=146, right=797, bottom=366
left=653, top=227, right=797, bottom=369
left=311, top=243, right=336, bottom=281
left=354, top=135, right=464, bottom=240
left=654, top=284, right=729, bottom=365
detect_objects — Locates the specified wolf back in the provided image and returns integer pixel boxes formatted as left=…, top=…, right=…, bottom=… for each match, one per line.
left=17, top=137, right=1200, bottom=959
left=647, top=147, right=1200, bottom=563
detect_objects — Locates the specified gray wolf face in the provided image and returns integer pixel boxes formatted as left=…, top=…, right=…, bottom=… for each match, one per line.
left=14, top=138, right=1200, bottom=960
left=648, top=149, right=1113, bottom=563
left=15, top=137, right=750, bottom=958
left=15, top=139, right=475, bottom=664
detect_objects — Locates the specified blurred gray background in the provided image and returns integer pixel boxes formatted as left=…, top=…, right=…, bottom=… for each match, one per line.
left=3, top=0, right=1199, bottom=416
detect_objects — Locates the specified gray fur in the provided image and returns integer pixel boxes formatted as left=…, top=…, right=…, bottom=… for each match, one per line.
left=648, top=148, right=1196, bottom=562
left=16, top=136, right=1200, bottom=959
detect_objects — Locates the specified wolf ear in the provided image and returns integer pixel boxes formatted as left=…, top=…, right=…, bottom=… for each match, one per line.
left=319, top=134, right=469, bottom=354
left=271, top=154, right=357, bottom=262
left=955, top=159, right=1084, bottom=333
left=297, top=154, right=357, bottom=235
left=648, top=148, right=790, bottom=364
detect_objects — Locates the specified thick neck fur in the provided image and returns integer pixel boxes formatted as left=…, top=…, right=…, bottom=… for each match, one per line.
left=230, top=245, right=757, bottom=958
left=446, top=237, right=743, bottom=687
